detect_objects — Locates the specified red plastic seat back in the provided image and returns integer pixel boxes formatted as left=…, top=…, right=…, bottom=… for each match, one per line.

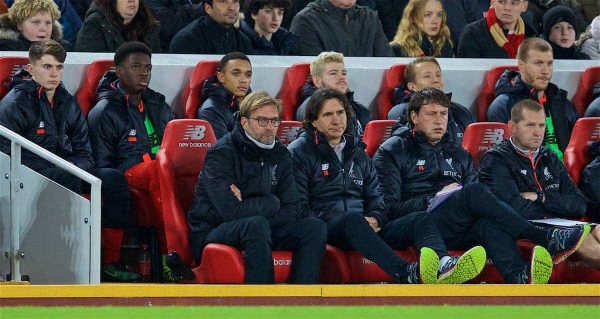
left=0, top=56, right=28, bottom=99
left=277, top=63, right=310, bottom=121
left=461, top=122, right=510, bottom=166
left=156, top=119, right=217, bottom=265
left=362, top=120, right=396, bottom=157
left=375, top=64, right=407, bottom=120
left=276, top=121, right=303, bottom=146
left=183, top=60, right=219, bottom=119
left=75, top=59, right=115, bottom=116
left=571, top=66, right=600, bottom=116
left=563, top=117, right=600, bottom=185
left=476, top=65, right=518, bottom=121
left=345, top=248, right=417, bottom=283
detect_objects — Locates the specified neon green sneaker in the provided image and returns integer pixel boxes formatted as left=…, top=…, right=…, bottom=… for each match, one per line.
left=437, top=246, right=487, bottom=284
left=418, top=247, right=440, bottom=284
left=515, top=246, right=553, bottom=284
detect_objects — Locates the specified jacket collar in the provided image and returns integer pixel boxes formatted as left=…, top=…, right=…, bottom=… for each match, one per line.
left=201, top=14, right=235, bottom=35
left=231, top=122, right=285, bottom=164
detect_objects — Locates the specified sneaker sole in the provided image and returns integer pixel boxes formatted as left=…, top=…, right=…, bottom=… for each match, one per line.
left=552, top=224, right=591, bottom=265
left=438, top=246, right=487, bottom=284
left=530, top=246, right=553, bottom=284
left=419, top=247, right=440, bottom=284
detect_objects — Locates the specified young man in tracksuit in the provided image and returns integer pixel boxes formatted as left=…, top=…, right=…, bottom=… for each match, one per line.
left=289, top=88, right=486, bottom=284
left=187, top=91, right=327, bottom=284
left=87, top=41, right=175, bottom=280
left=479, top=99, right=597, bottom=269
left=0, top=40, right=133, bottom=281
left=373, top=88, right=589, bottom=284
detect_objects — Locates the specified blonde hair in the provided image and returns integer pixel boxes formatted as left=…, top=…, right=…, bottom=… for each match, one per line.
left=8, top=0, right=60, bottom=26
left=517, top=37, right=552, bottom=62
left=240, top=91, right=281, bottom=118
left=390, top=0, right=452, bottom=57
left=310, top=51, right=344, bottom=79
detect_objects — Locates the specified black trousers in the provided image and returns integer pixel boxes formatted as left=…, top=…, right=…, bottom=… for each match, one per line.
left=204, top=216, right=327, bottom=284
left=39, top=167, right=131, bottom=228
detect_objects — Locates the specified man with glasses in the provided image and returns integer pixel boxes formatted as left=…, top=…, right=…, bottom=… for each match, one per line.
left=187, top=90, right=327, bottom=284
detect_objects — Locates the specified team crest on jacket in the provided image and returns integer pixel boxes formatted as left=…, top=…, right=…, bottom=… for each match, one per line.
left=36, top=121, right=45, bottom=134
left=271, top=164, right=278, bottom=186
left=416, top=159, right=426, bottom=171
left=128, top=129, right=137, bottom=142
left=445, top=158, right=453, bottom=167
left=543, top=167, right=553, bottom=180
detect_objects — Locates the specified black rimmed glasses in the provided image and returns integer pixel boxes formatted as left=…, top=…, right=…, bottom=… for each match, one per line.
left=250, top=117, right=281, bottom=127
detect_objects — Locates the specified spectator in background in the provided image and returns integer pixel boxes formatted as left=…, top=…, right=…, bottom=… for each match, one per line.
left=281, top=0, right=376, bottom=30
left=76, top=0, right=161, bottom=52
left=576, top=15, right=600, bottom=60
left=290, top=0, right=392, bottom=57
left=69, top=0, right=94, bottom=21
left=581, top=141, right=600, bottom=222
left=240, top=0, right=298, bottom=55
left=387, top=57, right=473, bottom=145
left=457, top=0, right=537, bottom=58
left=488, top=38, right=579, bottom=160
left=170, top=0, right=253, bottom=54
left=197, top=52, right=252, bottom=140
left=390, top=0, right=454, bottom=57
left=296, top=52, right=372, bottom=138
left=584, top=82, right=600, bottom=117
left=54, top=0, right=84, bottom=44
left=0, top=0, right=70, bottom=51
left=374, top=0, right=408, bottom=40
left=542, top=5, right=590, bottom=59
left=145, top=0, right=203, bottom=52
left=527, top=0, right=589, bottom=34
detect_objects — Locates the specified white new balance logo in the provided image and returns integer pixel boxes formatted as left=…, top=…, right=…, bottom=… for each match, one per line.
left=184, top=125, right=206, bottom=140
left=482, top=128, right=505, bottom=146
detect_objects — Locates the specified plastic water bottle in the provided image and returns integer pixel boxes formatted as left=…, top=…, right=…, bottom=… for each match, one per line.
left=138, top=244, right=152, bottom=282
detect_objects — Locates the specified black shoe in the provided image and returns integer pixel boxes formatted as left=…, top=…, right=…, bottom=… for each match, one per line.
left=513, top=246, right=552, bottom=284
left=166, top=251, right=195, bottom=283
left=546, top=224, right=590, bottom=265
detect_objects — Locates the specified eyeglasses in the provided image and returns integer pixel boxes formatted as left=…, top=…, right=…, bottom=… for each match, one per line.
left=250, top=117, right=281, bottom=127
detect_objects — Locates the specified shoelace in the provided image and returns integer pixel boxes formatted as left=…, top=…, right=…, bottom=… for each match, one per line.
left=407, top=262, right=419, bottom=284
left=439, top=256, right=458, bottom=275
left=549, top=227, right=578, bottom=251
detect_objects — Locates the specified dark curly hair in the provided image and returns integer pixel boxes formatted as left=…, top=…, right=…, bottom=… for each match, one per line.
left=94, top=0, right=159, bottom=46
left=243, top=0, right=291, bottom=28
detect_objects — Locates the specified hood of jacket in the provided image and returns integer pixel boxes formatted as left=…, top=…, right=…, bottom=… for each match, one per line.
left=0, top=14, right=65, bottom=43
left=230, top=121, right=287, bottom=165
left=200, top=74, right=248, bottom=111
left=392, top=82, right=413, bottom=105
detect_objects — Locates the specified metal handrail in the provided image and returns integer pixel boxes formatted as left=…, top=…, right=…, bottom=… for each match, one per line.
left=0, top=125, right=101, bottom=284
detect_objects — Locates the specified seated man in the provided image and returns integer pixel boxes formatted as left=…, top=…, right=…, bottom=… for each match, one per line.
left=0, top=40, right=133, bottom=281
left=240, top=0, right=298, bottom=55
left=479, top=99, right=600, bottom=270
left=373, top=88, right=590, bottom=284
left=387, top=57, right=474, bottom=145
left=296, top=52, right=371, bottom=137
left=583, top=82, right=600, bottom=118
left=488, top=37, right=579, bottom=160
left=581, top=141, right=600, bottom=222
left=197, top=52, right=252, bottom=140
left=187, top=91, right=327, bottom=284
left=289, top=88, right=486, bottom=284
left=88, top=42, right=175, bottom=272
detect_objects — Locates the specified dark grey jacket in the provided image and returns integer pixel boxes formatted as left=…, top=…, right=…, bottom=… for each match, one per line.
left=457, top=18, right=537, bottom=58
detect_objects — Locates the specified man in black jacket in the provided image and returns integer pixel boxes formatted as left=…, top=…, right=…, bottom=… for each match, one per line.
left=488, top=38, right=579, bottom=161
left=169, top=0, right=253, bottom=54
left=387, top=57, right=474, bottom=145
left=296, top=52, right=371, bottom=137
left=289, top=88, right=486, bottom=284
left=188, top=91, right=327, bottom=284
left=479, top=99, right=599, bottom=269
left=0, top=40, right=134, bottom=281
left=373, top=88, right=590, bottom=284
left=289, top=0, right=392, bottom=57
left=197, top=52, right=252, bottom=140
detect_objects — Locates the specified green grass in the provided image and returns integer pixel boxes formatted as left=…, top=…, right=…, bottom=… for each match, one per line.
left=1, top=305, right=598, bottom=319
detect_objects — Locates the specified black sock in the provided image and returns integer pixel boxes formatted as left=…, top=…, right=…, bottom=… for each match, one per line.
left=521, top=225, right=550, bottom=246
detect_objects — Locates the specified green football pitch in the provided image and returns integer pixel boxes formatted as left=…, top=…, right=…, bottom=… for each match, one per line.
left=1, top=305, right=598, bottom=319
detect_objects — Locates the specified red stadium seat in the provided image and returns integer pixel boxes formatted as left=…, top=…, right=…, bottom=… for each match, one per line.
left=362, top=120, right=396, bottom=157
left=277, top=121, right=303, bottom=146
left=345, top=248, right=417, bottom=283
left=74, top=59, right=115, bottom=116
left=563, top=117, right=600, bottom=185
left=277, top=63, right=310, bottom=121
left=375, top=64, right=407, bottom=120
left=571, top=66, right=600, bottom=116
left=0, top=56, right=28, bottom=99
left=461, top=122, right=510, bottom=166
left=183, top=60, right=219, bottom=119
left=475, top=65, right=518, bottom=121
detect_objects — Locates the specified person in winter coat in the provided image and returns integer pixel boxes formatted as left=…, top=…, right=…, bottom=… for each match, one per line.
left=145, top=0, right=203, bottom=52
left=457, top=0, right=537, bottom=58
left=373, top=88, right=590, bottom=284
left=75, top=0, right=161, bottom=52
left=0, top=40, right=134, bottom=282
left=187, top=91, right=327, bottom=284
left=584, top=82, right=600, bottom=118
left=387, top=57, right=473, bottom=145
left=542, top=5, right=589, bottom=59
left=289, top=88, right=486, bottom=284
left=390, top=0, right=454, bottom=58
left=169, top=0, right=253, bottom=54
left=479, top=99, right=599, bottom=270
left=240, top=0, right=298, bottom=55
left=0, top=0, right=70, bottom=51
left=576, top=15, right=600, bottom=60
left=488, top=37, right=578, bottom=160
left=197, top=52, right=252, bottom=141
left=296, top=52, right=371, bottom=138
left=290, top=0, right=392, bottom=57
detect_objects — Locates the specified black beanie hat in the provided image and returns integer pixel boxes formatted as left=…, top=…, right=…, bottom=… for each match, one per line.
left=542, top=5, right=578, bottom=40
